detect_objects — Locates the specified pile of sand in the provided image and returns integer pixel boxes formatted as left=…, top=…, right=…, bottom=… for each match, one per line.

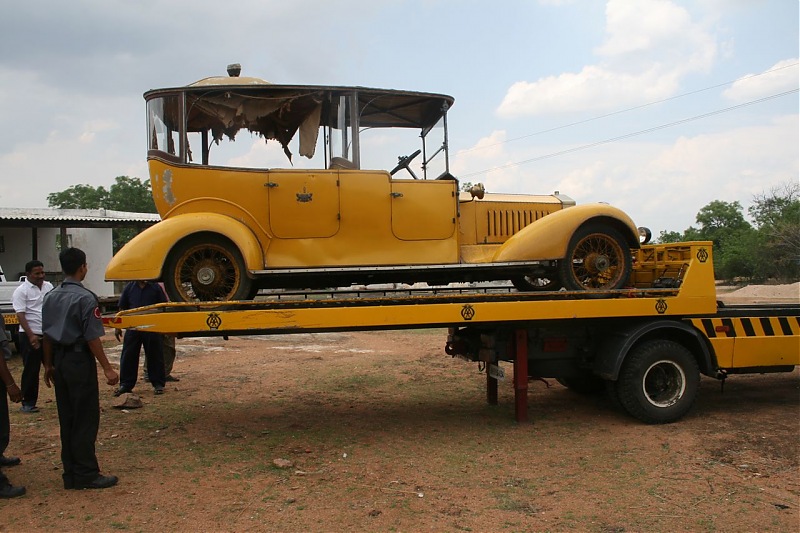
left=722, top=282, right=800, bottom=300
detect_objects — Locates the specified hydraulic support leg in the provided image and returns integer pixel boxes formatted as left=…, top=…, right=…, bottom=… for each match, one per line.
left=513, top=329, right=529, bottom=423
left=486, top=363, right=498, bottom=405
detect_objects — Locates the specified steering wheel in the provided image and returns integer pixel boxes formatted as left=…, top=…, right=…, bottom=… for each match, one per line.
left=390, top=149, right=421, bottom=178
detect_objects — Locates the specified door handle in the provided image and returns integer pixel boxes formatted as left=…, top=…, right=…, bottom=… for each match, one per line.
left=391, top=192, right=403, bottom=198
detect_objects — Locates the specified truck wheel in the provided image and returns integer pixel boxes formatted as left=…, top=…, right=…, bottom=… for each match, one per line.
left=617, top=340, right=699, bottom=424
left=164, top=234, right=253, bottom=303
left=558, top=223, right=631, bottom=291
left=556, top=376, right=605, bottom=395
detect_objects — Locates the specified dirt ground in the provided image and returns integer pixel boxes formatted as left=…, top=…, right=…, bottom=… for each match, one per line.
left=1, top=285, right=798, bottom=532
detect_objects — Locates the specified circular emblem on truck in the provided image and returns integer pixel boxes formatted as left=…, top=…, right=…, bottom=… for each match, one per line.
left=461, top=304, right=475, bottom=321
left=697, top=248, right=709, bottom=263
left=206, top=312, right=222, bottom=330
left=655, top=299, right=668, bottom=314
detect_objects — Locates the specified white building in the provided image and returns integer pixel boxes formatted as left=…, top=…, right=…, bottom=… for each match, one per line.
left=0, top=208, right=160, bottom=298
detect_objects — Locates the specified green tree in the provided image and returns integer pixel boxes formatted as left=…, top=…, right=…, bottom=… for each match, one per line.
left=48, top=176, right=157, bottom=252
left=747, top=182, right=800, bottom=281
left=693, top=200, right=751, bottom=247
left=656, top=230, right=685, bottom=243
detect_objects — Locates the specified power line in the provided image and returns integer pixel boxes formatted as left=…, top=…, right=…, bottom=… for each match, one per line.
left=455, top=62, right=799, bottom=156
left=459, top=88, right=799, bottom=179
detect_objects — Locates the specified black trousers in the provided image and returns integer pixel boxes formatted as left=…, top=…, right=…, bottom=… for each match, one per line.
left=53, top=348, right=100, bottom=487
left=120, top=330, right=165, bottom=389
left=19, top=333, right=43, bottom=407
left=0, top=380, right=7, bottom=485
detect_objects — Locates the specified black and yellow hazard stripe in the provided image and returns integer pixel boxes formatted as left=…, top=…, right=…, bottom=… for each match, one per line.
left=691, top=316, right=800, bottom=338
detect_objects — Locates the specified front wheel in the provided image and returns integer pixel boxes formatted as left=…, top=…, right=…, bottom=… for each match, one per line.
left=558, top=223, right=632, bottom=291
left=616, top=340, right=699, bottom=424
left=163, top=234, right=253, bottom=303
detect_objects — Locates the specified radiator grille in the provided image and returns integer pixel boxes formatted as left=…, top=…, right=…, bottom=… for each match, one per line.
left=486, top=209, right=551, bottom=237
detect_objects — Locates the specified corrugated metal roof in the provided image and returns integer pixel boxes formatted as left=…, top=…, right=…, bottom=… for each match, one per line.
left=0, top=207, right=160, bottom=224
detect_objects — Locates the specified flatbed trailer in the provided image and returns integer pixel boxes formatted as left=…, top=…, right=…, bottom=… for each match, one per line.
left=104, top=242, right=799, bottom=423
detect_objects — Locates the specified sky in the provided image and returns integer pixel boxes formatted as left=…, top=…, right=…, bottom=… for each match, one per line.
left=0, top=0, right=797, bottom=236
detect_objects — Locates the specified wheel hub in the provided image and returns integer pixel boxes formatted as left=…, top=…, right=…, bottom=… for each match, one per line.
left=196, top=266, right=217, bottom=286
left=643, top=360, right=686, bottom=407
left=584, top=252, right=610, bottom=274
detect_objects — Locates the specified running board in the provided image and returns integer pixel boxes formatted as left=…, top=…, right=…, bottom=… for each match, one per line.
left=250, top=261, right=554, bottom=289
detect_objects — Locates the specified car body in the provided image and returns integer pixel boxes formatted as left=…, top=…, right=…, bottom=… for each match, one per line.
left=106, top=65, right=642, bottom=302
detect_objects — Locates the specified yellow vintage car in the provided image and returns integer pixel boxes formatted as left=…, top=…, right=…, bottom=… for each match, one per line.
left=106, top=65, right=644, bottom=302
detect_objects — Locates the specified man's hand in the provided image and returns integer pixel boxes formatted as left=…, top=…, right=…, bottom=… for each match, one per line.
left=28, top=333, right=40, bottom=350
left=114, top=328, right=122, bottom=342
left=6, top=383, right=22, bottom=402
left=104, top=367, right=119, bottom=386
left=43, top=365, right=55, bottom=388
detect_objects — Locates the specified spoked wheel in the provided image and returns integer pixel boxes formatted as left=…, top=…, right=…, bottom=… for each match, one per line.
left=558, top=223, right=631, bottom=291
left=512, top=276, right=561, bottom=291
left=164, top=234, right=253, bottom=303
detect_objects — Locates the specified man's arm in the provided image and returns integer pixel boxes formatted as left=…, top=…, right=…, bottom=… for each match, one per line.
left=0, top=349, right=22, bottom=402
left=87, top=337, right=119, bottom=386
left=16, top=313, right=40, bottom=350
left=42, top=335, right=55, bottom=388
left=12, top=285, right=39, bottom=349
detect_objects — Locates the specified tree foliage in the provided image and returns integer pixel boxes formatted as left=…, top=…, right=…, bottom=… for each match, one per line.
left=47, top=176, right=157, bottom=252
left=656, top=182, right=799, bottom=282
left=47, top=176, right=156, bottom=212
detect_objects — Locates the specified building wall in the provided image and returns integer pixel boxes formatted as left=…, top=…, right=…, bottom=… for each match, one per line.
left=0, top=227, right=115, bottom=297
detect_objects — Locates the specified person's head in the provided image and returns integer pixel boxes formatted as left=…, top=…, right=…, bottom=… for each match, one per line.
left=25, top=260, right=46, bottom=288
left=59, top=247, right=88, bottom=280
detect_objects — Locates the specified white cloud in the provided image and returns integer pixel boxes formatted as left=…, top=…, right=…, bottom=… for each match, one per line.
left=723, top=59, right=799, bottom=102
left=451, top=114, right=797, bottom=234
left=497, top=0, right=717, bottom=117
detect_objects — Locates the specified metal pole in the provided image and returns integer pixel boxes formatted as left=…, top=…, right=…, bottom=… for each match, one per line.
left=513, top=329, right=529, bottom=423
left=486, top=363, right=498, bottom=405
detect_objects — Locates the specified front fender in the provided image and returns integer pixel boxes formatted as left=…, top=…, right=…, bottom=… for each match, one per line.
left=492, top=203, right=640, bottom=262
left=105, top=213, right=265, bottom=281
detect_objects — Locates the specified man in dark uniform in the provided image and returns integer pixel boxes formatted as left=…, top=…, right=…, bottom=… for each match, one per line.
left=115, top=280, right=167, bottom=395
left=42, top=247, right=120, bottom=490
left=0, top=349, right=25, bottom=498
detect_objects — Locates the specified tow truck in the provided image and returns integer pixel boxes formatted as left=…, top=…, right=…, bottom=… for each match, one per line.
left=104, top=241, right=799, bottom=424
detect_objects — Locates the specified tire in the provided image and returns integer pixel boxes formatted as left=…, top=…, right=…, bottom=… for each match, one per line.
left=163, top=234, right=253, bottom=303
left=616, top=340, right=699, bottom=424
left=558, top=223, right=632, bottom=291
left=556, top=376, right=605, bottom=395
left=512, top=276, right=562, bottom=292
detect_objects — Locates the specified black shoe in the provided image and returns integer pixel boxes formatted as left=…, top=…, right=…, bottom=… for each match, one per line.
left=113, top=387, right=132, bottom=397
left=0, top=483, right=26, bottom=498
left=0, top=455, right=21, bottom=467
left=76, top=474, right=118, bottom=490
left=154, top=387, right=164, bottom=395
left=165, top=375, right=180, bottom=382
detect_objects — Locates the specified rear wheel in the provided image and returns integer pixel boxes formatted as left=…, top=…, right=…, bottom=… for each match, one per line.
left=164, top=234, right=253, bottom=303
left=616, top=340, right=699, bottom=424
left=558, top=223, right=631, bottom=291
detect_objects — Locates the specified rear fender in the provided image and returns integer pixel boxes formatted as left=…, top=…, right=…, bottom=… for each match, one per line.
left=492, top=204, right=640, bottom=262
left=105, top=213, right=265, bottom=281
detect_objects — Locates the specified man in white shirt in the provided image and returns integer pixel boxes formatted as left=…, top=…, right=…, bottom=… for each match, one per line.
left=12, top=261, right=54, bottom=413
